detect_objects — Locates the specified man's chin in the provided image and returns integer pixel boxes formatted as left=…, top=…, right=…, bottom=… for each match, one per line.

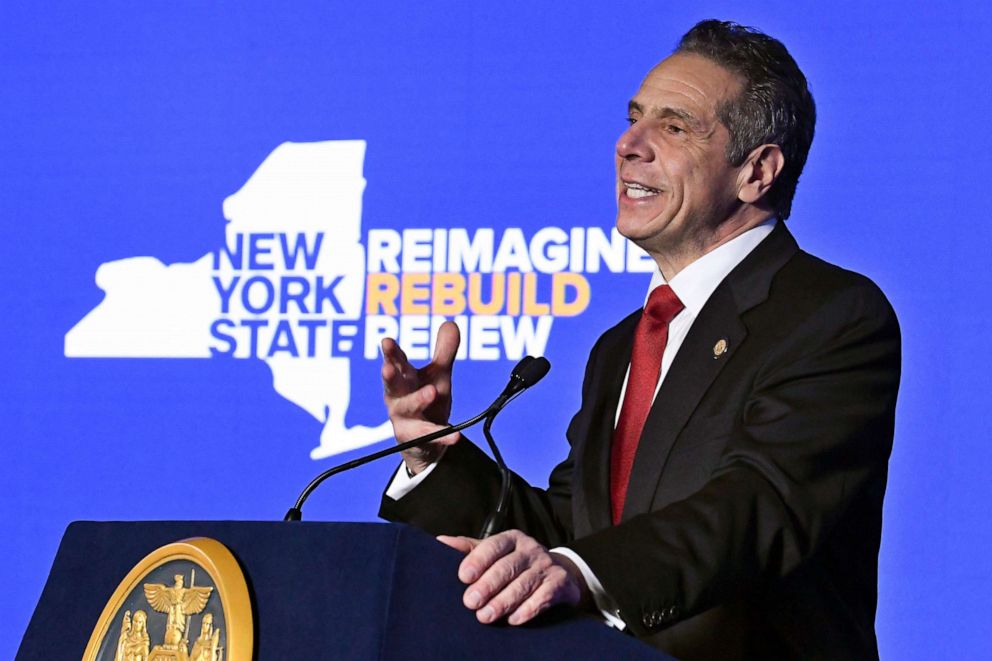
left=615, top=212, right=667, bottom=243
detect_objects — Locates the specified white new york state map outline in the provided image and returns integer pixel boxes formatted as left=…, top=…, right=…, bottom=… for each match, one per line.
left=65, top=140, right=392, bottom=459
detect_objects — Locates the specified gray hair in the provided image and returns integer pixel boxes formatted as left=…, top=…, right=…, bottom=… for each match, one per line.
left=676, top=20, right=816, bottom=220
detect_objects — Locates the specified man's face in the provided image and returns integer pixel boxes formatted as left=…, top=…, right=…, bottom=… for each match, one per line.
left=616, top=53, right=746, bottom=260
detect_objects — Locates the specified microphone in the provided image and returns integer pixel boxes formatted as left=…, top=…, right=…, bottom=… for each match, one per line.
left=284, top=355, right=550, bottom=522
left=498, top=355, right=550, bottom=400
left=478, top=356, right=550, bottom=538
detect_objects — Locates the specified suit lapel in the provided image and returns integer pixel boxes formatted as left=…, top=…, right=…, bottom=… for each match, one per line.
left=621, top=287, right=746, bottom=519
left=620, top=223, right=800, bottom=521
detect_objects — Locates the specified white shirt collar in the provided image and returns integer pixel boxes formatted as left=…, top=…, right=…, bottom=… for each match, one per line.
left=646, top=218, right=777, bottom=316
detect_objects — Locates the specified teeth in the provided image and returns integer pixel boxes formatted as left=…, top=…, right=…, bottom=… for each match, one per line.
left=627, top=187, right=655, bottom=199
left=625, top=182, right=659, bottom=199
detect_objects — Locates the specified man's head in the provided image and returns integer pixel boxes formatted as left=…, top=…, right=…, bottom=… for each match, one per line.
left=676, top=20, right=815, bottom=221
left=616, top=20, right=815, bottom=275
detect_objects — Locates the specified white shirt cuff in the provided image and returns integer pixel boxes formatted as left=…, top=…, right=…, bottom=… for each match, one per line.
left=385, top=460, right=439, bottom=500
left=550, top=547, right=626, bottom=630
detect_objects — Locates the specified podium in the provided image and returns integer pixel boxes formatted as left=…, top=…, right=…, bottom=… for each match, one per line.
left=18, top=521, right=665, bottom=659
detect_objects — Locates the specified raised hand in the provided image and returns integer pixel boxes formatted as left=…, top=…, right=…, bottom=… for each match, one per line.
left=438, top=530, right=589, bottom=626
left=381, top=320, right=460, bottom=474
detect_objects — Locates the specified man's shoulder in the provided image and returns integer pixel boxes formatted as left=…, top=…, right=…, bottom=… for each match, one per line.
left=776, top=248, right=897, bottom=320
left=751, top=248, right=901, bottom=359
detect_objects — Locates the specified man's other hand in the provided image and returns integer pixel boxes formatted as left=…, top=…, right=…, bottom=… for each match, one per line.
left=381, top=320, right=460, bottom=474
left=438, top=530, right=589, bottom=626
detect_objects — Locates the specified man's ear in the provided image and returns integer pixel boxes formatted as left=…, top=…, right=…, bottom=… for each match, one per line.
left=737, top=144, right=784, bottom=204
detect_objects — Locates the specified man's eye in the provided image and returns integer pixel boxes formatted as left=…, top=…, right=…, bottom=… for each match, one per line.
left=626, top=117, right=637, bottom=126
left=666, top=124, right=685, bottom=134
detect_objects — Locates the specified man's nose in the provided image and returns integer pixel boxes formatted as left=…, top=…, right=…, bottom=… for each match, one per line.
left=616, top=123, right=652, bottom=162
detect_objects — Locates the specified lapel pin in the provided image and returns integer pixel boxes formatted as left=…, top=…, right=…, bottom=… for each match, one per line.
left=713, top=338, right=729, bottom=359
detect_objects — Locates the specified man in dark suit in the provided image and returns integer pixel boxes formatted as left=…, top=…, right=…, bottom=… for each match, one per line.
left=378, top=20, right=900, bottom=659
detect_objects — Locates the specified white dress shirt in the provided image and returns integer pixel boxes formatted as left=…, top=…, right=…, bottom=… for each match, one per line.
left=386, top=219, right=777, bottom=628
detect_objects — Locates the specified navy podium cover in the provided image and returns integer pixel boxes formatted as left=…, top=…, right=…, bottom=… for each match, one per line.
left=18, top=521, right=664, bottom=660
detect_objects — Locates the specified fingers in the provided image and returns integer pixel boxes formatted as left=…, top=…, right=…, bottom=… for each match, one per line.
left=384, top=383, right=460, bottom=443
left=436, top=535, right=479, bottom=554
left=465, top=545, right=536, bottom=606
left=380, top=336, right=410, bottom=370
left=466, top=551, right=549, bottom=621
left=381, top=326, right=460, bottom=442
left=474, top=565, right=546, bottom=623
left=381, top=338, right=416, bottom=398
left=457, top=531, right=519, bottom=583
left=506, top=571, right=578, bottom=625
left=471, top=558, right=577, bottom=626
left=387, top=383, right=437, bottom=418
left=382, top=324, right=460, bottom=398
left=383, top=323, right=459, bottom=377
left=446, top=530, right=581, bottom=626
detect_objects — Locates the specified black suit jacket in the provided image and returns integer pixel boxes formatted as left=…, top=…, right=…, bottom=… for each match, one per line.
left=381, top=224, right=901, bottom=660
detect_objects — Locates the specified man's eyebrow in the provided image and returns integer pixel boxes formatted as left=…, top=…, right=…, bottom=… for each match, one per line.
left=627, top=100, right=703, bottom=130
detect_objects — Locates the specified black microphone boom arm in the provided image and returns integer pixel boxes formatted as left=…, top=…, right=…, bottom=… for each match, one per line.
left=284, top=355, right=550, bottom=523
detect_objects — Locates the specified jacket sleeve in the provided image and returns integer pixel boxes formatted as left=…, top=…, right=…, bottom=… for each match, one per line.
left=565, top=282, right=901, bottom=637
left=377, top=439, right=571, bottom=545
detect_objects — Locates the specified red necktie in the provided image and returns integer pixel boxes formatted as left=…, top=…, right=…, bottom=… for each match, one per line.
left=610, top=285, right=684, bottom=525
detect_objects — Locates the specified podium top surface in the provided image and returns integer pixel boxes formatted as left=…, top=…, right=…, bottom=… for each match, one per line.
left=19, top=520, right=665, bottom=660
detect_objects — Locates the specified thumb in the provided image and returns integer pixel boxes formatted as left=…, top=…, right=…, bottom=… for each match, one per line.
left=432, top=321, right=460, bottom=369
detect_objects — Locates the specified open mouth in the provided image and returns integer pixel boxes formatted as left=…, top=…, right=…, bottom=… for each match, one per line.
left=623, top=181, right=661, bottom=199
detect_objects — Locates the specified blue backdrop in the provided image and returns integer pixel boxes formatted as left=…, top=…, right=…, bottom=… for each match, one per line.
left=2, top=2, right=990, bottom=657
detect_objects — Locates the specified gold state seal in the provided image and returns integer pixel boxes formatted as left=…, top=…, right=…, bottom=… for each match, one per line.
left=83, top=538, right=252, bottom=661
